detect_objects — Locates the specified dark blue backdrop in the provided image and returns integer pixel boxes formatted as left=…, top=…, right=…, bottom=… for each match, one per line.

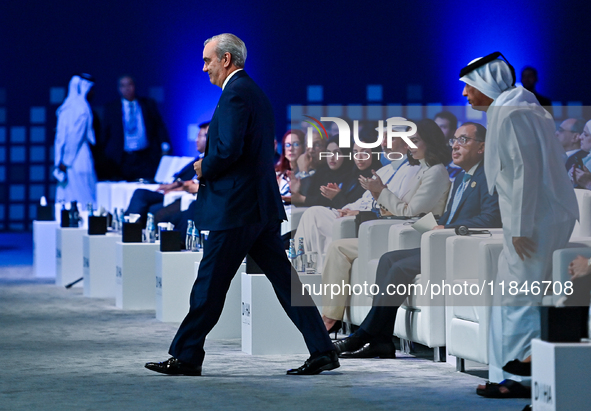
left=1, top=0, right=591, bottom=230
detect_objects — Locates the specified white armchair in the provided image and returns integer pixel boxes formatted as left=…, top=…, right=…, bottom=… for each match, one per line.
left=289, top=206, right=309, bottom=232
left=347, top=219, right=411, bottom=325
left=388, top=224, right=422, bottom=250
left=445, top=234, right=503, bottom=368
left=392, top=229, right=459, bottom=361
left=332, top=216, right=357, bottom=240
left=549, top=240, right=591, bottom=305
left=571, top=189, right=591, bottom=238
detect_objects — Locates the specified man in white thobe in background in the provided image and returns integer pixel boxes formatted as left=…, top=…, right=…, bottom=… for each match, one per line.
left=459, top=53, right=578, bottom=398
left=54, top=74, right=97, bottom=207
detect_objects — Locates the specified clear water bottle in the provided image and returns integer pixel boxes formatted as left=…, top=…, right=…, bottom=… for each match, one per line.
left=118, top=208, right=125, bottom=228
left=288, top=239, right=296, bottom=266
left=145, top=213, right=156, bottom=243
left=69, top=201, right=79, bottom=227
left=111, top=208, right=119, bottom=231
left=87, top=203, right=94, bottom=217
left=296, top=237, right=305, bottom=272
left=192, top=225, right=201, bottom=251
left=186, top=220, right=195, bottom=250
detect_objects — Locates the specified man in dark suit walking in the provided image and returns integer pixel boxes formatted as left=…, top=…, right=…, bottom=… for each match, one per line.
left=145, top=33, right=339, bottom=376
left=332, top=122, right=502, bottom=358
left=98, top=75, right=171, bottom=181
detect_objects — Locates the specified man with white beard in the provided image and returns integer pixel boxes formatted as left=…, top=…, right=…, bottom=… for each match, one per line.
left=459, top=52, right=578, bottom=398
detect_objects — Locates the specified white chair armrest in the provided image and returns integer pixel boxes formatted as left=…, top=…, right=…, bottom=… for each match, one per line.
left=388, top=224, right=421, bottom=251
left=551, top=245, right=591, bottom=305
left=358, top=219, right=409, bottom=264
left=573, top=189, right=591, bottom=238
left=332, top=216, right=356, bottom=240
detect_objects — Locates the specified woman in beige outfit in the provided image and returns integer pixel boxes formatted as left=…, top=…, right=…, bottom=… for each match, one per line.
left=321, top=119, right=452, bottom=332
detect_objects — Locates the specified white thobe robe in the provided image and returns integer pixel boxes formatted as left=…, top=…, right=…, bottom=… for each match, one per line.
left=54, top=76, right=97, bottom=207
left=462, top=59, right=578, bottom=384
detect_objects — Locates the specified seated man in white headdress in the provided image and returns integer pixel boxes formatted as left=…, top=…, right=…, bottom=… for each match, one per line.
left=459, top=52, right=578, bottom=398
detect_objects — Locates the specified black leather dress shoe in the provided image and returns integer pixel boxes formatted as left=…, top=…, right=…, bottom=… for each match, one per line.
left=286, top=351, right=340, bottom=375
left=145, top=357, right=202, bottom=376
left=339, top=342, right=396, bottom=359
left=333, top=336, right=364, bottom=355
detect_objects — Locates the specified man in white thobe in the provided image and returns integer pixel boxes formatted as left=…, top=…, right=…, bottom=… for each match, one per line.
left=459, top=53, right=578, bottom=397
left=54, top=74, right=97, bottom=207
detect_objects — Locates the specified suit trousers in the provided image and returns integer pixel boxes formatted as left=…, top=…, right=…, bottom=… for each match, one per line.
left=359, top=248, right=421, bottom=340
left=169, top=219, right=334, bottom=366
left=125, top=189, right=164, bottom=227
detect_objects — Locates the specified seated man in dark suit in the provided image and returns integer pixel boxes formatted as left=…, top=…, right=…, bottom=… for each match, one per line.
left=557, top=118, right=586, bottom=171
left=332, top=122, right=502, bottom=358
left=125, top=121, right=209, bottom=227
left=99, top=75, right=172, bottom=181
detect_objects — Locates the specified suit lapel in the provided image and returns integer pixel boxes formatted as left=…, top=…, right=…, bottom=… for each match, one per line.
left=205, top=71, right=248, bottom=159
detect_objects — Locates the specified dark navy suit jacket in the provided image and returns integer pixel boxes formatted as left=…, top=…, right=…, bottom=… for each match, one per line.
left=100, top=96, right=170, bottom=180
left=439, top=162, right=502, bottom=229
left=194, top=70, right=286, bottom=231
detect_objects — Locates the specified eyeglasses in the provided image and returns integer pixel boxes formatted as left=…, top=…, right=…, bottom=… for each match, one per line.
left=557, top=127, right=576, bottom=133
left=285, top=142, right=301, bottom=148
left=449, top=136, right=483, bottom=146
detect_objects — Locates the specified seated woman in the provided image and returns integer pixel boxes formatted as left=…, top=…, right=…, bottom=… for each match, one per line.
left=319, top=136, right=383, bottom=209
left=320, top=118, right=452, bottom=332
left=276, top=129, right=304, bottom=204
left=290, top=135, right=353, bottom=207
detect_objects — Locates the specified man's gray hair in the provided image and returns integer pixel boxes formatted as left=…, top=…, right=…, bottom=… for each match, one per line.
left=204, top=33, right=247, bottom=68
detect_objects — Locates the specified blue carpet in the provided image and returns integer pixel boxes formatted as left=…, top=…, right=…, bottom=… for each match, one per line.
left=0, top=232, right=33, bottom=266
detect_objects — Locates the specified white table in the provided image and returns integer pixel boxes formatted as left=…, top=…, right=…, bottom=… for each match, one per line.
left=115, top=241, right=160, bottom=310
left=55, top=227, right=86, bottom=287
left=155, top=251, right=204, bottom=322
left=201, top=261, right=245, bottom=339
left=33, top=220, right=59, bottom=278
left=532, top=338, right=591, bottom=410
left=82, top=233, right=122, bottom=298
left=241, top=272, right=310, bottom=355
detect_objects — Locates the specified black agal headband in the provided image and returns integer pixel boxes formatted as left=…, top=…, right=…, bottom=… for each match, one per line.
left=459, top=51, right=516, bottom=86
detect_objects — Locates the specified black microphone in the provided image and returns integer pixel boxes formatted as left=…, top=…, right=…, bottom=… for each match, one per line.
left=65, top=277, right=83, bottom=289
left=455, top=226, right=491, bottom=236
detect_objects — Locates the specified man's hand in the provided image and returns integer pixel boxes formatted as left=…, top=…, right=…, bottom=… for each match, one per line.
left=320, top=183, right=341, bottom=200
left=158, top=182, right=182, bottom=193
left=432, top=225, right=445, bottom=230
left=337, top=209, right=359, bottom=217
left=512, top=236, right=536, bottom=261
left=182, top=180, right=199, bottom=194
left=193, top=159, right=203, bottom=179
left=568, top=255, right=591, bottom=280
left=359, top=170, right=386, bottom=199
